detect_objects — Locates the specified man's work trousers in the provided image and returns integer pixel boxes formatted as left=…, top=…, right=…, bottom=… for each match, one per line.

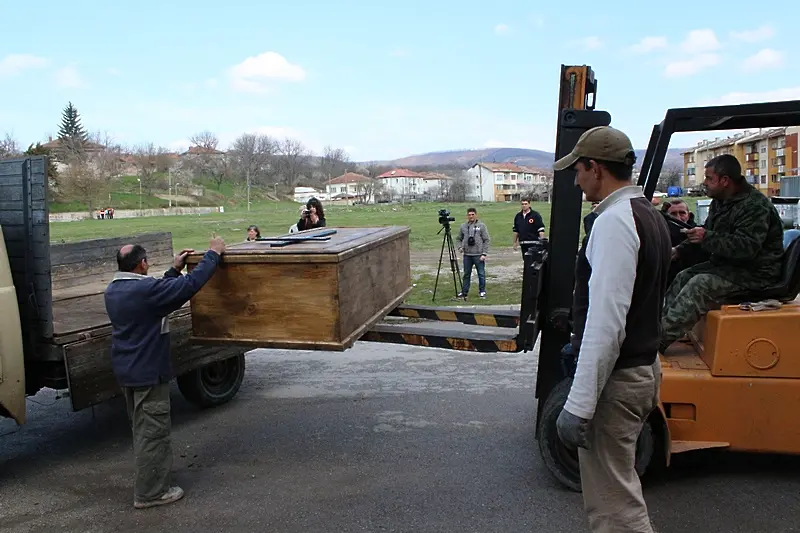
left=578, top=360, right=661, bottom=533
left=462, top=254, right=486, bottom=294
left=660, top=268, right=744, bottom=351
left=123, top=382, right=173, bottom=503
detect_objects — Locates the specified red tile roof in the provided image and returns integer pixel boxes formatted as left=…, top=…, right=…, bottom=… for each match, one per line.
left=375, top=168, right=426, bottom=179
left=328, top=172, right=372, bottom=184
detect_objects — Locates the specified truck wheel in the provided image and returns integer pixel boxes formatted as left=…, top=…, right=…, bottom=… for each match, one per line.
left=177, top=354, right=245, bottom=408
left=537, top=378, right=657, bottom=492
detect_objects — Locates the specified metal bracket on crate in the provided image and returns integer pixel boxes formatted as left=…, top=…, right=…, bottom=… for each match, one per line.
left=255, top=229, right=338, bottom=247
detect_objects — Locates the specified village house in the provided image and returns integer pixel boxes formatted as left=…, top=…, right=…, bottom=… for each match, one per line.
left=325, top=172, right=375, bottom=203
left=464, top=162, right=550, bottom=202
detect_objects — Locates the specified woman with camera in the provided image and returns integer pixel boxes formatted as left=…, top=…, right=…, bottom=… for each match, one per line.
left=296, top=197, right=326, bottom=231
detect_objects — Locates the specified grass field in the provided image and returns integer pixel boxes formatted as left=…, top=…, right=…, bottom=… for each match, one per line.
left=48, top=196, right=704, bottom=306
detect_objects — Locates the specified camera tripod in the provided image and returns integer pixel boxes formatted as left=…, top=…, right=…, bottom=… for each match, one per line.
left=433, top=223, right=463, bottom=301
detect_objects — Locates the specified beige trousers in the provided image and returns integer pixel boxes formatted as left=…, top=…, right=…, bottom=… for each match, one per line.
left=578, top=360, right=661, bottom=533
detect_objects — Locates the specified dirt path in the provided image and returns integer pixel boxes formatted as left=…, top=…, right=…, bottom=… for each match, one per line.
left=410, top=247, right=524, bottom=283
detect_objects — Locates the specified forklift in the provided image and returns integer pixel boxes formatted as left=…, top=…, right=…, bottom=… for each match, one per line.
left=362, top=65, right=800, bottom=491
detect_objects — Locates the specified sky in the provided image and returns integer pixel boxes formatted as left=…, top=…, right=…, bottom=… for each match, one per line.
left=1, top=0, right=798, bottom=162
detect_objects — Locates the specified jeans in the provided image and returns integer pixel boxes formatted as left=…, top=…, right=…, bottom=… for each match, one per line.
left=462, top=254, right=486, bottom=294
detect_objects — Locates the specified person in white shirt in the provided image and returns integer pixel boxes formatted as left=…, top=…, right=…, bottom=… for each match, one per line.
left=552, top=126, right=672, bottom=533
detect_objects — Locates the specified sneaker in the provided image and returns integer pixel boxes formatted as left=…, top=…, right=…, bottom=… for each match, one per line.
left=456, top=292, right=467, bottom=299
left=479, top=291, right=486, bottom=298
left=134, top=486, right=185, bottom=509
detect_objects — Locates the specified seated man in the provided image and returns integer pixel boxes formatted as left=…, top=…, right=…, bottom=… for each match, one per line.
left=659, top=154, right=785, bottom=353
left=660, top=199, right=703, bottom=286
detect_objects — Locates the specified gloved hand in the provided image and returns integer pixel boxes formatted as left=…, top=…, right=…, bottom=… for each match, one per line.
left=556, top=408, right=591, bottom=450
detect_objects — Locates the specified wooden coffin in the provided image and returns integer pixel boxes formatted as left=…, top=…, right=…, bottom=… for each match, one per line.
left=185, top=226, right=411, bottom=351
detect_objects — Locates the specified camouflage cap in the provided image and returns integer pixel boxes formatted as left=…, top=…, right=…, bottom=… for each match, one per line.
left=553, top=126, right=636, bottom=171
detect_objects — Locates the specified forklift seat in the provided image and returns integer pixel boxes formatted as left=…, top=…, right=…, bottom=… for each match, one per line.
left=725, top=236, right=800, bottom=304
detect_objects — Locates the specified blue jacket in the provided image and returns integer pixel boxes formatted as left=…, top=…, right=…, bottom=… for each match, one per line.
left=104, top=250, right=221, bottom=387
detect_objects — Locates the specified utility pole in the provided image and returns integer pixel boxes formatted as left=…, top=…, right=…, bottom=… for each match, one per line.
left=246, top=168, right=251, bottom=212
left=168, top=168, right=172, bottom=208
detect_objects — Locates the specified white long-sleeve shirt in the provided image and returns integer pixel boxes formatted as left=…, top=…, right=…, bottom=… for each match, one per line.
left=564, top=185, right=671, bottom=420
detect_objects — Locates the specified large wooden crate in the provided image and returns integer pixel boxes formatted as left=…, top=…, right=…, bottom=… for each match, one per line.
left=185, top=226, right=411, bottom=351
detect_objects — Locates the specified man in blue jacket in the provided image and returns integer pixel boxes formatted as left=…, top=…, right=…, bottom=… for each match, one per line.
left=104, top=236, right=226, bottom=509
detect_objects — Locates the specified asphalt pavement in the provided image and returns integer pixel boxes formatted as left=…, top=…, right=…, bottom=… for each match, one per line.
left=2, top=342, right=800, bottom=533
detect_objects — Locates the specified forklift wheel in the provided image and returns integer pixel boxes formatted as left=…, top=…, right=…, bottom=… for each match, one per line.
left=537, top=378, right=656, bottom=492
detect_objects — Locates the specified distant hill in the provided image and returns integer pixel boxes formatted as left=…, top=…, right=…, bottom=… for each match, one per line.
left=368, top=147, right=686, bottom=171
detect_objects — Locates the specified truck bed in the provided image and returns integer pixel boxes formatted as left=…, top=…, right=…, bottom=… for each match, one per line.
left=50, top=261, right=182, bottom=345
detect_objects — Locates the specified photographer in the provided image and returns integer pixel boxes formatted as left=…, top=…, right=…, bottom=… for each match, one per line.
left=456, top=207, right=490, bottom=298
left=297, top=197, right=326, bottom=231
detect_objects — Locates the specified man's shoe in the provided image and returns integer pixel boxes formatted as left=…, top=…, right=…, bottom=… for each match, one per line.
left=479, top=291, right=486, bottom=298
left=134, top=486, right=185, bottom=509
left=456, top=292, right=467, bottom=299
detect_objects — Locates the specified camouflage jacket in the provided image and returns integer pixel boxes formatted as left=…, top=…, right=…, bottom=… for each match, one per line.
left=677, top=183, right=784, bottom=288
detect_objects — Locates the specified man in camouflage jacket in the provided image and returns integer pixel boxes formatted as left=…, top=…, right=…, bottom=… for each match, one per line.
left=659, top=154, right=784, bottom=352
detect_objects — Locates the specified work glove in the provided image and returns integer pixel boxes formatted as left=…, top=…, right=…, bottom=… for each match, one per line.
left=556, top=408, right=591, bottom=450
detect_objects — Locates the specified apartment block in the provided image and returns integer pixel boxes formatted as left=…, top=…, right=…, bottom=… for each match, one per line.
left=682, top=127, right=800, bottom=197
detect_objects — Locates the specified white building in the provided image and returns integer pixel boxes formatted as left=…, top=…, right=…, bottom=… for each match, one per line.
left=375, top=168, right=426, bottom=200
left=325, top=172, right=375, bottom=204
left=293, top=186, right=324, bottom=203
left=464, top=163, right=550, bottom=202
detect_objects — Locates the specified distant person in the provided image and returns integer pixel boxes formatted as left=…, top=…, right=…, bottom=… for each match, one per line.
left=660, top=200, right=700, bottom=286
left=246, top=225, right=261, bottom=241
left=456, top=207, right=490, bottom=299
left=512, top=197, right=546, bottom=256
left=297, top=197, right=326, bottom=231
left=104, top=235, right=226, bottom=509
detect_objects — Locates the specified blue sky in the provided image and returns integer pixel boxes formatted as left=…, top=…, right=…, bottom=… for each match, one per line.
left=1, top=0, right=797, bottom=161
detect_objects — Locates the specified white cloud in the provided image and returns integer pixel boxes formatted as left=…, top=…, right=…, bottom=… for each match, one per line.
left=731, top=25, right=775, bottom=43
left=680, top=29, right=720, bottom=53
left=700, top=86, right=800, bottom=106
left=494, top=23, right=510, bottom=35
left=228, top=52, right=306, bottom=94
left=168, top=139, right=191, bottom=152
left=664, top=53, right=720, bottom=78
left=54, top=65, right=84, bottom=88
left=573, top=36, right=602, bottom=50
left=628, top=36, right=668, bottom=54
left=742, top=48, right=783, bottom=72
left=0, top=54, right=49, bottom=77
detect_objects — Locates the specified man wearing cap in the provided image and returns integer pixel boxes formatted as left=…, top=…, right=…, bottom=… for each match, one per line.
left=553, top=126, right=672, bottom=533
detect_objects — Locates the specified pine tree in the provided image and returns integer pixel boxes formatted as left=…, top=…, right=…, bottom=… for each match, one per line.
left=57, top=101, right=88, bottom=144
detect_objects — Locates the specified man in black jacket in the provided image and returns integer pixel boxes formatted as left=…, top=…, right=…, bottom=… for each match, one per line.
left=512, top=197, right=546, bottom=256
left=104, top=236, right=225, bottom=509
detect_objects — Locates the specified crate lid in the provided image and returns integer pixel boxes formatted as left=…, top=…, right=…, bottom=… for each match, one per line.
left=186, top=226, right=410, bottom=264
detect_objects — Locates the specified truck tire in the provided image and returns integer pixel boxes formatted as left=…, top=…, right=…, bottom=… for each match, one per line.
left=537, top=377, right=657, bottom=492
left=177, top=354, right=245, bottom=408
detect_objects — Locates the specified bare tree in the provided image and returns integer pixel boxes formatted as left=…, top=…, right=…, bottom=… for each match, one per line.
left=446, top=173, right=470, bottom=202
left=230, top=133, right=277, bottom=210
left=0, top=133, right=21, bottom=159
left=276, top=137, right=310, bottom=188
left=319, top=145, right=350, bottom=181
left=132, top=142, right=169, bottom=194
left=656, top=163, right=683, bottom=192
left=189, top=130, right=219, bottom=151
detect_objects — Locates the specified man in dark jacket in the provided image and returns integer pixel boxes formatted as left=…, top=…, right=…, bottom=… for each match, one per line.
left=659, top=155, right=784, bottom=353
left=104, top=236, right=225, bottom=509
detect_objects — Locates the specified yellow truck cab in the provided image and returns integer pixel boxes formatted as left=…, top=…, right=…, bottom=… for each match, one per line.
left=0, top=224, right=25, bottom=424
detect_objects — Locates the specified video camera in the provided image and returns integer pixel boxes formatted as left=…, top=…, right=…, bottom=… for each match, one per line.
left=438, top=208, right=455, bottom=226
